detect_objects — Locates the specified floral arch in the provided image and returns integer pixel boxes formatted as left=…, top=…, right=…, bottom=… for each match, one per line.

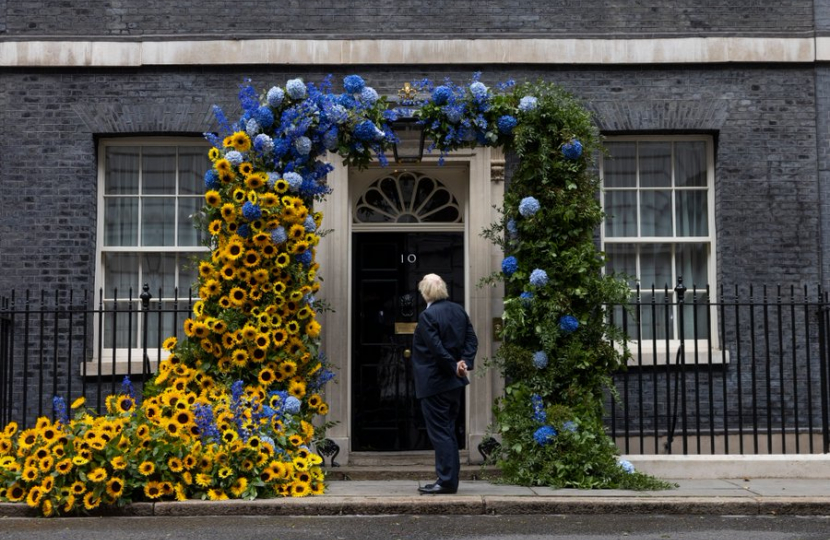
left=0, top=74, right=667, bottom=517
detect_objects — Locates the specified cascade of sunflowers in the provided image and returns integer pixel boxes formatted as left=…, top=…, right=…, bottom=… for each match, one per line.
left=0, top=75, right=393, bottom=516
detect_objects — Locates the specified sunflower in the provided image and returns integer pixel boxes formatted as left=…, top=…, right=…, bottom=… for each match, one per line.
left=208, top=147, right=220, bottom=161
left=251, top=347, right=267, bottom=363
left=138, top=461, right=155, bottom=476
left=288, top=380, right=307, bottom=399
left=205, top=190, right=222, bottom=207
left=297, top=306, right=313, bottom=320
left=6, top=483, right=25, bottom=502
left=218, top=466, right=233, bottom=479
left=231, top=349, right=249, bottom=368
left=224, top=237, right=245, bottom=260
left=229, top=287, right=247, bottom=306
left=318, top=403, right=330, bottom=415
left=115, top=395, right=135, bottom=414
left=286, top=320, right=300, bottom=335
left=106, top=477, right=125, bottom=498
left=232, top=187, right=246, bottom=203
left=273, top=178, right=289, bottom=193
left=208, top=488, right=229, bottom=501
left=307, top=394, right=323, bottom=409
left=215, top=158, right=232, bottom=173
left=144, top=481, right=164, bottom=500
left=291, top=481, right=310, bottom=497
left=21, top=465, right=38, bottom=482
left=260, top=193, right=279, bottom=208
left=238, top=162, right=254, bottom=176
left=306, top=320, right=322, bottom=338
left=195, top=473, right=212, bottom=487
left=245, top=173, right=266, bottom=190
left=289, top=240, right=309, bottom=255
left=174, top=410, right=194, bottom=428
left=220, top=203, right=237, bottom=222
left=242, top=250, right=261, bottom=268
left=288, top=224, right=306, bottom=240
left=228, top=477, right=248, bottom=498
left=278, top=361, right=297, bottom=379
left=231, top=131, right=251, bottom=152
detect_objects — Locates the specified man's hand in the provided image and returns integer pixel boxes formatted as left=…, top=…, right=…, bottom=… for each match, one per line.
left=456, top=360, right=468, bottom=378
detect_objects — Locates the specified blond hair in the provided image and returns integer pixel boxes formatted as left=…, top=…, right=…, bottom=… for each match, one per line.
left=418, top=273, right=449, bottom=304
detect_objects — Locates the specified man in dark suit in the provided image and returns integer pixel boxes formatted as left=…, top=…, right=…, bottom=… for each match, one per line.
left=411, top=273, right=478, bottom=494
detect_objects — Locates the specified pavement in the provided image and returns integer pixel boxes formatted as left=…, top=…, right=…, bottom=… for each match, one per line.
left=3, top=477, right=830, bottom=517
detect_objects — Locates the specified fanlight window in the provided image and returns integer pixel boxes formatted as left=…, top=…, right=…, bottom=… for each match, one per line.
left=354, top=171, right=462, bottom=224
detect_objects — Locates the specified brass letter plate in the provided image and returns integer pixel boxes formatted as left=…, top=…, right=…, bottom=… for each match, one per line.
left=395, top=322, right=418, bottom=334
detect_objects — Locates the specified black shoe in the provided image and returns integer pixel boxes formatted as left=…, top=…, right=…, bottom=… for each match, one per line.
left=422, top=479, right=440, bottom=490
left=417, top=484, right=457, bottom=495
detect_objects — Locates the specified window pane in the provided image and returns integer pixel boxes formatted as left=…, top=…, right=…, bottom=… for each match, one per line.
left=637, top=291, right=673, bottom=341
left=179, top=147, right=209, bottom=195
left=142, top=253, right=178, bottom=299
left=178, top=256, right=200, bottom=297
left=640, top=190, right=672, bottom=236
left=605, top=244, right=637, bottom=286
left=676, top=242, right=709, bottom=288
left=639, top=142, right=671, bottom=188
left=103, top=301, right=139, bottom=349
left=103, top=252, right=138, bottom=298
left=104, top=198, right=138, bottom=247
left=142, top=198, right=175, bottom=246
left=682, top=290, right=711, bottom=340
left=178, top=197, right=204, bottom=247
left=604, top=190, right=637, bottom=237
left=675, top=141, right=707, bottom=187
left=142, top=147, right=176, bottom=195
left=145, top=301, right=182, bottom=350
left=676, top=190, right=708, bottom=236
left=640, top=243, right=672, bottom=288
left=603, top=142, right=636, bottom=188
left=105, top=147, right=139, bottom=195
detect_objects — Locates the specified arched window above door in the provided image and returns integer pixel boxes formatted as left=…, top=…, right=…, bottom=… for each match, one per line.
left=354, top=171, right=462, bottom=224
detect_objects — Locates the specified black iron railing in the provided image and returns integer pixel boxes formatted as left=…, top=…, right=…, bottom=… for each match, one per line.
left=605, top=278, right=830, bottom=455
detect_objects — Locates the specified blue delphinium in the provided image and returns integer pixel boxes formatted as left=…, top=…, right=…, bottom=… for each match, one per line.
left=360, top=86, right=379, bottom=105
left=343, top=74, right=366, bottom=94
left=559, top=315, right=579, bottom=334
left=193, top=403, right=221, bottom=443
left=619, top=459, right=635, bottom=474
left=533, top=425, right=557, bottom=446
left=501, top=256, right=518, bottom=276
left=518, top=196, right=541, bottom=217
left=432, top=85, right=452, bottom=105
left=530, top=269, right=548, bottom=288
left=121, top=376, right=135, bottom=398
left=286, top=78, right=307, bottom=100
left=518, top=96, right=538, bottom=112
left=532, top=350, right=548, bottom=369
left=245, top=118, right=260, bottom=137
left=562, top=139, right=583, bottom=160
left=225, top=150, right=244, bottom=166
left=266, top=86, right=285, bottom=108
left=294, top=136, right=312, bottom=156
left=309, top=366, right=336, bottom=391
left=531, top=394, right=547, bottom=424
left=242, top=201, right=262, bottom=220
left=497, top=115, right=518, bottom=134
left=284, top=396, right=302, bottom=415
left=52, top=396, right=68, bottom=425
left=284, top=172, right=303, bottom=191
left=205, top=169, right=220, bottom=190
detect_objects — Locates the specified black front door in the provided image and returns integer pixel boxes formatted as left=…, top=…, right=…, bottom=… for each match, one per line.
left=352, top=232, right=465, bottom=451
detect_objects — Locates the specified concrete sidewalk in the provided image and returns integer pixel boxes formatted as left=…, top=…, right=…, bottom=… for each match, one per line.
left=3, top=478, right=830, bottom=517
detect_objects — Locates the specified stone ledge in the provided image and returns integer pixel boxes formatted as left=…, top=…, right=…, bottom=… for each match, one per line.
left=626, top=454, right=830, bottom=479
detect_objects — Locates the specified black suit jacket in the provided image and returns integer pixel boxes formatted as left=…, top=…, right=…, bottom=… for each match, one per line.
left=411, top=299, right=478, bottom=399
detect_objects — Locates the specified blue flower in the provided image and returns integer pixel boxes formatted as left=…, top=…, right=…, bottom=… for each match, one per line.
left=531, top=394, right=547, bottom=424
left=296, top=251, right=313, bottom=266
left=121, top=376, right=135, bottom=398
left=52, top=396, right=68, bottom=425
left=530, top=269, right=548, bottom=288
left=562, top=420, right=578, bottom=433
left=520, top=291, right=533, bottom=305
left=245, top=118, right=260, bottom=136
left=237, top=223, right=250, bottom=238
left=532, top=350, right=548, bottom=369
left=432, top=85, right=452, bottom=105
left=253, top=134, right=274, bottom=154
left=266, top=86, right=285, bottom=107
left=204, top=169, right=220, bottom=190
left=343, top=74, right=366, bottom=94
left=284, top=172, right=303, bottom=191
left=271, top=226, right=287, bottom=244
left=501, top=256, right=518, bottom=276
left=518, top=196, right=540, bottom=217
left=355, top=120, right=383, bottom=141
left=562, top=139, right=583, bottom=160
left=294, top=136, right=312, bottom=156
left=323, top=127, right=339, bottom=151
left=559, top=315, right=579, bottom=334
left=518, top=96, right=538, bottom=112
left=506, top=218, right=518, bottom=237
left=326, top=104, right=349, bottom=125
left=533, top=425, right=557, bottom=446
left=304, top=216, right=317, bottom=232
left=444, top=104, right=465, bottom=124
left=619, top=459, right=635, bottom=474
left=254, top=106, right=275, bottom=129
left=497, top=115, right=518, bottom=134
left=286, top=78, right=307, bottom=100
left=242, top=201, right=262, bottom=220
left=360, top=86, right=379, bottom=105
left=225, top=150, right=244, bottom=166
left=193, top=403, right=221, bottom=443
left=284, top=396, right=302, bottom=415
left=469, top=81, right=488, bottom=99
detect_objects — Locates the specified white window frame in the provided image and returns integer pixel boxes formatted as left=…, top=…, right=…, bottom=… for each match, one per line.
left=88, top=137, right=210, bottom=375
left=599, top=135, right=726, bottom=366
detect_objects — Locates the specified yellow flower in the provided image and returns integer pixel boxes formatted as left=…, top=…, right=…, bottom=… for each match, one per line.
left=195, top=473, right=212, bottom=487
left=138, top=461, right=155, bottom=476
left=224, top=237, right=245, bottom=260
left=208, top=147, right=220, bottom=160
left=231, top=131, right=251, bottom=152
left=70, top=481, right=86, bottom=496
left=209, top=219, right=223, bottom=235
left=175, top=483, right=188, bottom=501
left=25, top=486, right=43, bottom=508
left=143, top=481, right=164, bottom=500
left=111, top=455, right=127, bottom=470
left=162, top=336, right=178, bottom=351
left=238, top=162, right=254, bottom=176
left=218, top=466, right=232, bottom=479
left=230, top=477, right=248, bottom=497
left=83, top=491, right=101, bottom=510
left=306, top=320, right=322, bottom=338
left=106, top=477, right=125, bottom=498
left=6, top=483, right=25, bottom=502
left=220, top=203, right=237, bottom=222
left=273, top=178, right=289, bottom=193
left=229, top=287, right=247, bottom=306
left=21, top=465, right=39, bottom=482
left=205, top=190, right=222, bottom=207
left=207, top=488, right=228, bottom=501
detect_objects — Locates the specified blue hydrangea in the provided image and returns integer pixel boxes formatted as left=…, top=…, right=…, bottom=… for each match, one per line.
left=284, top=396, right=302, bottom=415
left=242, top=201, right=262, bottom=220
left=246, top=118, right=260, bottom=136
left=286, top=78, right=307, bottom=100
left=559, top=315, right=579, bottom=334
left=518, top=196, right=541, bottom=217
left=562, top=139, right=583, bottom=160
left=237, top=223, right=250, bottom=238
left=266, top=86, right=285, bottom=107
left=531, top=394, right=547, bottom=424
left=619, top=459, right=635, bottom=474
left=270, top=226, right=287, bottom=244
left=284, top=172, right=303, bottom=191
left=520, top=291, right=533, bottom=305
left=294, top=136, right=312, bottom=156
left=360, top=86, right=379, bottom=105
left=254, top=106, right=275, bottom=129
left=506, top=218, right=518, bottom=237
left=304, top=215, right=317, bottom=232
left=563, top=420, right=578, bottom=433
left=518, top=96, right=538, bottom=112
left=343, top=74, right=366, bottom=94
left=469, top=81, right=488, bottom=99
left=296, top=251, right=313, bottom=266
left=267, top=172, right=279, bottom=188
left=254, top=133, right=274, bottom=154
left=355, top=120, right=383, bottom=141
left=532, top=350, right=548, bottom=369
left=323, top=127, right=339, bottom=151
left=432, top=85, right=453, bottom=105
left=444, top=104, right=465, bottom=124
left=204, top=169, right=220, bottom=190
left=497, top=115, right=518, bottom=134
left=533, top=425, right=558, bottom=446
left=501, top=256, right=518, bottom=276
left=530, top=269, right=548, bottom=288
left=225, top=150, right=244, bottom=166
left=327, top=104, right=349, bottom=125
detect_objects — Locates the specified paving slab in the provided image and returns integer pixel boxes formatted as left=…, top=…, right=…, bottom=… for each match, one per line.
left=482, top=496, right=761, bottom=515
left=734, top=478, right=830, bottom=497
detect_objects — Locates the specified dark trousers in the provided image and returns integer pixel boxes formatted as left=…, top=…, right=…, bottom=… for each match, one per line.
left=420, top=387, right=463, bottom=489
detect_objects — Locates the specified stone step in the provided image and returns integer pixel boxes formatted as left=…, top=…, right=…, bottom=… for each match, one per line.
left=324, top=464, right=501, bottom=481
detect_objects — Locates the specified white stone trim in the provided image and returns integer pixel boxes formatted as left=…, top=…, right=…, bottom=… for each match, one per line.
left=0, top=37, right=818, bottom=67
